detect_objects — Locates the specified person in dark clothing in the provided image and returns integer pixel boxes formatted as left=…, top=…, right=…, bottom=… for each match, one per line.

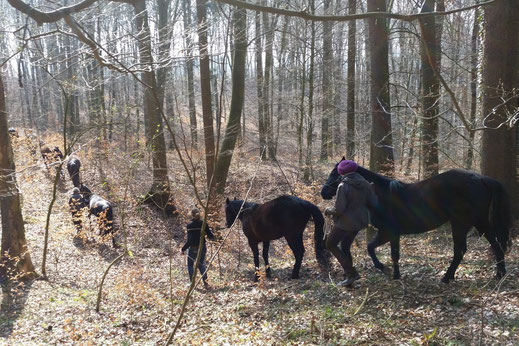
left=69, top=187, right=86, bottom=233
left=181, top=208, right=216, bottom=287
left=324, top=160, right=378, bottom=287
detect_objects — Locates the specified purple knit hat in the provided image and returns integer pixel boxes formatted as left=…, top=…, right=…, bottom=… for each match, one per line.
left=337, top=160, right=358, bottom=175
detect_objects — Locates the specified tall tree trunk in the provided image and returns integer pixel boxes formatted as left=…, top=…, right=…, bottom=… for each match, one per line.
left=196, top=0, right=216, bottom=183
left=0, top=73, right=35, bottom=282
left=332, top=1, right=345, bottom=157
left=297, top=49, right=306, bottom=166
left=28, top=50, right=42, bottom=130
left=467, top=3, right=479, bottom=170
left=255, top=9, right=267, bottom=160
left=64, top=25, right=80, bottom=136
left=262, top=6, right=276, bottom=160
left=213, top=7, right=247, bottom=194
left=367, top=0, right=393, bottom=242
left=481, top=0, right=519, bottom=206
left=320, top=0, right=333, bottom=161
left=419, top=0, right=440, bottom=178
left=132, top=0, right=171, bottom=205
left=367, top=0, right=394, bottom=175
left=346, top=0, right=357, bottom=160
left=274, top=15, right=289, bottom=154
left=156, top=0, right=172, bottom=108
left=303, top=0, right=316, bottom=182
left=20, top=54, right=35, bottom=129
left=182, top=0, right=198, bottom=147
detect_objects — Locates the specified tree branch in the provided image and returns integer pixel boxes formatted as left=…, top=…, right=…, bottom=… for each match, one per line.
left=62, top=15, right=127, bottom=73
left=6, top=0, right=99, bottom=26
left=214, top=0, right=495, bottom=22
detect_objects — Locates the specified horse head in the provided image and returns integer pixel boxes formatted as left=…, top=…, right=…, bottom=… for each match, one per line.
left=225, top=197, right=240, bottom=227
left=320, top=156, right=345, bottom=200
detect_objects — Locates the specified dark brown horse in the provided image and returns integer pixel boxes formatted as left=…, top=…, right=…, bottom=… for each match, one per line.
left=225, top=195, right=329, bottom=281
left=321, top=158, right=512, bottom=283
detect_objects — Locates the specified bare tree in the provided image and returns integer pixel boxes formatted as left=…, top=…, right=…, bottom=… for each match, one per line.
left=320, top=0, right=333, bottom=161
left=346, top=0, right=356, bottom=160
left=0, top=73, right=35, bottom=283
left=182, top=0, right=198, bottom=147
left=196, top=0, right=217, bottom=184
left=481, top=0, right=519, bottom=206
left=367, top=0, right=394, bottom=174
left=419, top=0, right=440, bottom=178
left=213, top=7, right=247, bottom=194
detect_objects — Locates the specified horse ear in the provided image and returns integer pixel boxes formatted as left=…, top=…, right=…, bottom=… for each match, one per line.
left=341, top=156, right=346, bottom=161
left=226, top=197, right=230, bottom=205
left=233, top=197, right=236, bottom=200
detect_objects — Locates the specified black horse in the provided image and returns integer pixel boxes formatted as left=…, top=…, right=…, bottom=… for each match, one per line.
left=321, top=158, right=512, bottom=283
left=67, top=157, right=81, bottom=187
left=225, top=195, right=329, bottom=281
left=80, top=185, right=117, bottom=247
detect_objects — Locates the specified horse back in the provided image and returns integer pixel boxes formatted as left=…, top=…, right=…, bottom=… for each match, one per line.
left=375, top=169, right=492, bottom=235
left=243, top=195, right=312, bottom=242
left=89, top=195, right=112, bottom=218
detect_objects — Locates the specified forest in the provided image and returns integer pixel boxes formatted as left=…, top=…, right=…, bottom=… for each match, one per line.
left=1, top=0, right=519, bottom=344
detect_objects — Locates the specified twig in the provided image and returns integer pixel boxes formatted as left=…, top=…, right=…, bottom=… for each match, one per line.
left=95, top=252, right=125, bottom=313
left=353, top=287, right=369, bottom=316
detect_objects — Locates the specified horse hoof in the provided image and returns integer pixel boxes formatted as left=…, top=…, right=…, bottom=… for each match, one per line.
left=441, top=276, right=451, bottom=284
left=266, top=270, right=272, bottom=278
left=393, top=273, right=401, bottom=280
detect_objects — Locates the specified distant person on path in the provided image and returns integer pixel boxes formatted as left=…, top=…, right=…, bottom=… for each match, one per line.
left=181, top=208, right=216, bottom=288
left=324, top=160, right=378, bottom=287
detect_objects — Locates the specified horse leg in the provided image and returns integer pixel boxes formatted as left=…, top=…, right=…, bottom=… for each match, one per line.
left=442, top=225, right=468, bottom=283
left=482, top=231, right=506, bottom=279
left=262, top=241, right=272, bottom=278
left=390, top=237, right=401, bottom=280
left=367, top=230, right=392, bottom=275
left=287, top=236, right=305, bottom=279
left=248, top=239, right=261, bottom=282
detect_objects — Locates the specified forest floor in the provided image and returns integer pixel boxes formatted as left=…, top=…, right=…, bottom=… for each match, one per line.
left=1, top=130, right=519, bottom=345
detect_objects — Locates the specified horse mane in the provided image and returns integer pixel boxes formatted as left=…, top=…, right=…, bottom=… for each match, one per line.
left=229, top=199, right=258, bottom=220
left=356, top=166, right=394, bottom=189
left=389, top=179, right=406, bottom=193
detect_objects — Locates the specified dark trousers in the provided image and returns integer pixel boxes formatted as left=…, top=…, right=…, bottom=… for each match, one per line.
left=326, top=226, right=360, bottom=278
left=70, top=210, right=82, bottom=233
left=187, top=246, right=208, bottom=282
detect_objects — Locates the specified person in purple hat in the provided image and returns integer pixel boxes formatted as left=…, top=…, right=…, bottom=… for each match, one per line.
left=324, top=159, right=378, bottom=287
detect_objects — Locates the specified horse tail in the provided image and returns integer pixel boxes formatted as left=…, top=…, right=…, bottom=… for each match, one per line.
left=485, top=178, right=512, bottom=254
left=304, top=201, right=329, bottom=267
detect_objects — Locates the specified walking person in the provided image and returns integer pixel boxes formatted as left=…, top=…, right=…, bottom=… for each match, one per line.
left=181, top=208, right=216, bottom=288
left=69, top=187, right=86, bottom=234
left=324, top=160, right=378, bottom=286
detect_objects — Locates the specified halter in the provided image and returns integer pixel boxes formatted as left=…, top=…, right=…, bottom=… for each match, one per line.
left=322, top=175, right=343, bottom=192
